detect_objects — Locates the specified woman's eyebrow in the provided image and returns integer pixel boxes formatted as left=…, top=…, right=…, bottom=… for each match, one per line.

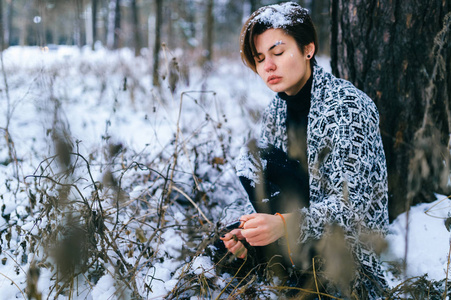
left=268, top=40, right=285, bottom=51
left=254, top=41, right=285, bottom=57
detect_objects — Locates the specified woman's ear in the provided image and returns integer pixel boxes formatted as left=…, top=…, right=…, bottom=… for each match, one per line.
left=305, top=42, right=315, bottom=59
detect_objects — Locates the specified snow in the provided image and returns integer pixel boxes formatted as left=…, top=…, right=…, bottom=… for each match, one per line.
left=382, top=195, right=451, bottom=284
left=0, top=45, right=449, bottom=298
left=90, top=269, right=117, bottom=300
left=191, top=256, right=215, bottom=278
left=253, top=2, right=309, bottom=28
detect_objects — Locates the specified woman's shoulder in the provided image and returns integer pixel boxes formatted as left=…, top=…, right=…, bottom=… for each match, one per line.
left=312, top=65, right=378, bottom=114
left=313, top=66, right=364, bottom=97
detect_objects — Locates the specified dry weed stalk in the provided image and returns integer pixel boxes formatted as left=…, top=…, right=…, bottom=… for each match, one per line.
left=444, top=239, right=451, bottom=299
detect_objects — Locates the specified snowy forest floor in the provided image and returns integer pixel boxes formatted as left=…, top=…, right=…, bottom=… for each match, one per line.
left=0, top=46, right=450, bottom=299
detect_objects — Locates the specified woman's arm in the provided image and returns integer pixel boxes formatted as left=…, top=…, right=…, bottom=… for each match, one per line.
left=300, top=88, right=388, bottom=244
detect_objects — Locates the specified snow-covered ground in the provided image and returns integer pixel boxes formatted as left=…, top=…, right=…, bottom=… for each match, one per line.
left=0, top=46, right=449, bottom=299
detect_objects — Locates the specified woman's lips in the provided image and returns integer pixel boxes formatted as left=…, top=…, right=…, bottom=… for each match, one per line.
left=267, top=75, right=282, bottom=85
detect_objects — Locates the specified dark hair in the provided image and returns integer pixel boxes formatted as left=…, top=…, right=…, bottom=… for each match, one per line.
left=240, top=2, right=318, bottom=73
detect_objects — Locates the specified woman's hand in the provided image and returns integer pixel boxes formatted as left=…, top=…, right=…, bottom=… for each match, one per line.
left=239, top=213, right=289, bottom=246
left=220, top=229, right=247, bottom=259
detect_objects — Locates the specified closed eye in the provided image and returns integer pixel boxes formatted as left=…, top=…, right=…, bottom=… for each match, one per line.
left=274, top=52, right=284, bottom=56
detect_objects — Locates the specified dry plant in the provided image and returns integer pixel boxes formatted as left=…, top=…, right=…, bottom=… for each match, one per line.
left=0, top=47, right=241, bottom=299
left=0, top=25, right=450, bottom=297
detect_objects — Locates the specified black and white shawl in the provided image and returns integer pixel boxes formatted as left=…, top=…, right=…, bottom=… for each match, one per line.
left=236, top=65, right=389, bottom=297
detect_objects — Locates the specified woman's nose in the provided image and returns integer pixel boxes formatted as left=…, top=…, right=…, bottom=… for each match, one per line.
left=264, top=58, right=276, bottom=72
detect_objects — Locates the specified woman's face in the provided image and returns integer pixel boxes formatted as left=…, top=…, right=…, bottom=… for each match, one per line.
left=254, top=28, right=314, bottom=96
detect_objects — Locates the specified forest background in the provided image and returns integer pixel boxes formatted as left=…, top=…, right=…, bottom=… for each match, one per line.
left=0, top=0, right=450, bottom=299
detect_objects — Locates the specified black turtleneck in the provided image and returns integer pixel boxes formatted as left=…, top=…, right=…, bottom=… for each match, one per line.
left=277, top=74, right=312, bottom=168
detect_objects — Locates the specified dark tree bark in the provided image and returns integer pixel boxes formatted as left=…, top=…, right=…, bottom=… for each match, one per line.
left=331, top=0, right=450, bottom=221
left=114, top=0, right=121, bottom=48
left=107, top=0, right=121, bottom=49
left=0, top=0, right=4, bottom=50
left=152, top=0, right=163, bottom=87
left=310, top=0, right=330, bottom=55
left=5, top=0, right=12, bottom=47
left=202, top=0, right=214, bottom=66
left=75, top=0, right=84, bottom=48
left=131, top=0, right=142, bottom=56
left=92, top=0, right=98, bottom=50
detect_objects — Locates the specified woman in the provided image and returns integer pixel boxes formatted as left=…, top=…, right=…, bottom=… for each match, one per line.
left=220, top=2, right=389, bottom=298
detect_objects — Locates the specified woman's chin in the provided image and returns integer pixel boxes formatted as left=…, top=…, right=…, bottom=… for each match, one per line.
left=266, top=84, right=285, bottom=93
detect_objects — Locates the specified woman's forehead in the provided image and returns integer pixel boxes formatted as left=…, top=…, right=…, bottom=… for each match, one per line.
left=254, top=29, right=292, bottom=51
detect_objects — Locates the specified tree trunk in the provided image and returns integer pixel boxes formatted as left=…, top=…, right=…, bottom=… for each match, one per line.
left=131, top=0, right=141, bottom=56
left=37, top=0, right=46, bottom=46
left=74, top=0, right=84, bottom=48
left=106, top=0, right=120, bottom=49
left=114, top=0, right=120, bottom=48
left=4, top=0, right=12, bottom=47
left=310, top=0, right=330, bottom=55
left=0, top=0, right=4, bottom=50
left=92, top=0, right=98, bottom=50
left=331, top=0, right=451, bottom=221
left=152, top=0, right=163, bottom=87
left=202, top=0, right=214, bottom=66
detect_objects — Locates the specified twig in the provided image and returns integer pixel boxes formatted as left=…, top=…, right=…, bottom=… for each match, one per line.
left=69, top=152, right=103, bottom=213
left=444, top=238, right=451, bottom=300
left=264, top=285, right=343, bottom=299
left=172, top=185, right=212, bottom=226
left=24, top=174, right=90, bottom=208
left=229, top=266, right=256, bottom=298
left=313, top=256, right=321, bottom=300
left=168, top=90, right=217, bottom=198
left=425, top=194, right=451, bottom=219
left=215, top=255, right=248, bottom=300
left=0, top=272, right=26, bottom=299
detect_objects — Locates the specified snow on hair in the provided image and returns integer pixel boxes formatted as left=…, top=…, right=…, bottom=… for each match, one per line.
left=251, top=2, right=309, bottom=29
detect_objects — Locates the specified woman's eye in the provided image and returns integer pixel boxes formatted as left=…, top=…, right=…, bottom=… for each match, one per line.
left=256, top=57, right=265, bottom=63
left=274, top=52, right=284, bottom=56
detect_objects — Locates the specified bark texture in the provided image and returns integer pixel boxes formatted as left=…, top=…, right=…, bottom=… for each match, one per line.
left=152, top=0, right=163, bottom=87
left=92, top=0, right=98, bottom=50
left=331, top=0, right=450, bottom=221
left=131, top=0, right=142, bottom=56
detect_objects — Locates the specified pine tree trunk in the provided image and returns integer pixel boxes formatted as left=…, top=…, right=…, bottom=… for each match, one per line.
left=152, top=0, right=163, bottom=87
left=202, top=0, right=214, bottom=66
left=0, top=0, right=4, bottom=50
left=92, top=0, right=98, bottom=50
left=331, top=0, right=450, bottom=221
left=75, top=0, right=84, bottom=48
left=107, top=0, right=121, bottom=49
left=19, top=1, right=30, bottom=46
left=114, top=0, right=120, bottom=48
left=4, top=0, right=12, bottom=47
left=131, top=0, right=141, bottom=56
